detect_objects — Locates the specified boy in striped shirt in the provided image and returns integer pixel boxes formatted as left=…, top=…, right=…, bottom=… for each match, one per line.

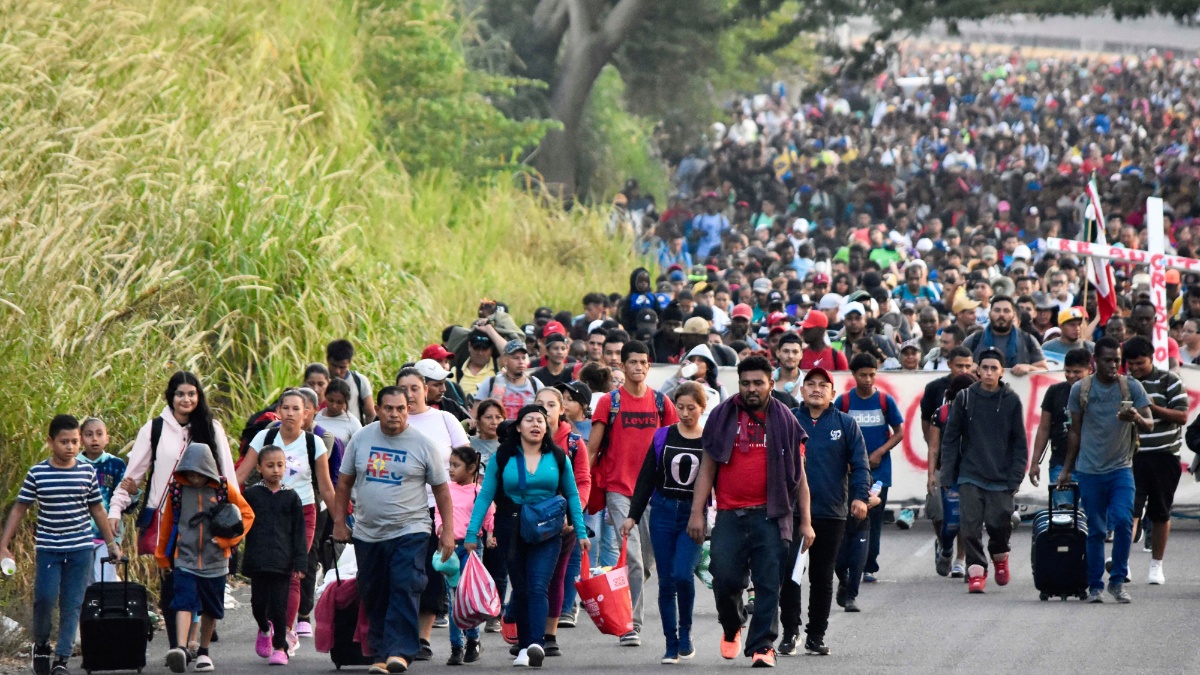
left=0, top=415, right=122, bottom=675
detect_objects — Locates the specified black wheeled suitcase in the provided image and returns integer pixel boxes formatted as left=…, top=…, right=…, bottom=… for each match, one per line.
left=79, top=557, right=153, bottom=673
left=1031, top=483, right=1089, bottom=601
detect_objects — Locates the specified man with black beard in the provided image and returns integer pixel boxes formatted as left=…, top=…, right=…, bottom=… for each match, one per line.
left=961, top=296, right=1048, bottom=375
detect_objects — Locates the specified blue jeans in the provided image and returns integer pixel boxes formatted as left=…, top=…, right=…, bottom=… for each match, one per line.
left=33, top=548, right=92, bottom=658
left=647, top=494, right=701, bottom=652
left=710, top=509, right=787, bottom=656
left=507, top=534, right=561, bottom=648
left=835, top=516, right=869, bottom=602
left=354, top=533, right=428, bottom=662
left=559, top=541, right=582, bottom=615
left=1049, top=465, right=1081, bottom=508
left=1077, top=468, right=1135, bottom=592
left=448, top=545, right=480, bottom=648
left=865, top=486, right=888, bottom=574
left=585, top=510, right=620, bottom=569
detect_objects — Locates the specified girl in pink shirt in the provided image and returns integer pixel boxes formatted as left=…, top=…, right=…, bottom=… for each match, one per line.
left=434, top=446, right=494, bottom=665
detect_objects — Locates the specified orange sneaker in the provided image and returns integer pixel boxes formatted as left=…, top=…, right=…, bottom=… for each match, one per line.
left=994, top=559, right=1010, bottom=586
left=751, top=648, right=776, bottom=668
left=720, top=629, right=741, bottom=660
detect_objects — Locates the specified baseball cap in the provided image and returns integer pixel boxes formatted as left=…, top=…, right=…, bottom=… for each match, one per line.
left=952, top=293, right=981, bottom=313
left=900, top=300, right=918, bottom=314
left=554, top=381, right=593, bottom=409
left=414, top=359, right=450, bottom=381
left=503, top=339, right=528, bottom=355
left=675, top=317, right=710, bottom=335
left=1058, top=307, right=1087, bottom=324
left=421, top=344, right=453, bottom=361
left=818, top=293, right=843, bottom=311
left=669, top=270, right=686, bottom=282
left=534, top=306, right=554, bottom=321
left=469, top=330, right=493, bottom=347
left=813, top=272, right=831, bottom=285
left=635, top=308, right=659, bottom=324
left=803, top=367, right=833, bottom=385
left=587, top=319, right=606, bottom=334
left=801, top=309, right=829, bottom=330
left=840, top=301, right=866, bottom=320
left=522, top=323, right=537, bottom=337
left=900, top=343, right=921, bottom=353
left=731, top=303, right=754, bottom=320
left=544, top=332, right=568, bottom=345
left=1167, top=269, right=1181, bottom=284
left=542, top=320, right=567, bottom=338
left=767, top=290, right=785, bottom=306
left=752, top=278, right=772, bottom=294
left=766, top=311, right=789, bottom=327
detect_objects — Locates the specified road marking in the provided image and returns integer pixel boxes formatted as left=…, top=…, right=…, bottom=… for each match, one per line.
left=913, top=537, right=936, bottom=558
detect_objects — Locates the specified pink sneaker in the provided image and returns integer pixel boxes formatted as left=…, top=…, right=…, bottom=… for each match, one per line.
left=269, top=650, right=289, bottom=666
left=295, top=621, right=313, bottom=637
left=256, top=628, right=273, bottom=658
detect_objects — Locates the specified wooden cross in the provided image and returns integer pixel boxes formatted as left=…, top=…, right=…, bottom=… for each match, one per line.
left=1046, top=198, right=1198, bottom=369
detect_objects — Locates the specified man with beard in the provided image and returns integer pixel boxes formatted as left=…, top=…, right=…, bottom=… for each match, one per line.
left=774, top=333, right=804, bottom=397
left=961, top=296, right=1047, bottom=375
left=687, top=357, right=812, bottom=667
left=800, top=309, right=848, bottom=371
left=723, top=304, right=756, bottom=347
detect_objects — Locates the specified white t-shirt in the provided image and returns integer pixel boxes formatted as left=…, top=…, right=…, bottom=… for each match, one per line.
left=315, top=410, right=362, bottom=446
left=250, top=428, right=327, bottom=506
left=406, top=408, right=470, bottom=507
left=342, top=371, right=373, bottom=424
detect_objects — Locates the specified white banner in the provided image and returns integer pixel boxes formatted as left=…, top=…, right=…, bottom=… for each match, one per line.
left=648, top=365, right=1200, bottom=507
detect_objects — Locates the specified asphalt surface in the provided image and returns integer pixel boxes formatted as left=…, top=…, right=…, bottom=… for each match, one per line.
left=55, top=523, right=1200, bottom=674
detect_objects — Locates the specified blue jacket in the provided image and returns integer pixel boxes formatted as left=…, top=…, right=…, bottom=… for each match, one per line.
left=793, top=405, right=871, bottom=520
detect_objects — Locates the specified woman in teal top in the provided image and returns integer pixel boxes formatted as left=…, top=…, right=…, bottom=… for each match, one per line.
left=465, top=405, right=589, bottom=668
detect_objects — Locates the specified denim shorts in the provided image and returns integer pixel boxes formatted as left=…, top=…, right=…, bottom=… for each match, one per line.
left=171, top=569, right=227, bottom=619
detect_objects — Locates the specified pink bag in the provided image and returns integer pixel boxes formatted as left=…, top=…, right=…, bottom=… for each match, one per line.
left=574, top=538, right=633, bottom=637
left=453, top=551, right=501, bottom=630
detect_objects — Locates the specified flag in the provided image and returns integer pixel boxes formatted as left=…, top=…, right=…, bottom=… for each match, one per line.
left=1083, top=177, right=1117, bottom=324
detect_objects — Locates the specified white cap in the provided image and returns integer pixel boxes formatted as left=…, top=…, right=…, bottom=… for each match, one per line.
left=1013, top=244, right=1032, bottom=260
left=588, top=319, right=606, bottom=334
left=792, top=218, right=810, bottom=232
left=840, top=301, right=866, bottom=320
left=916, top=237, right=934, bottom=253
left=818, top=293, right=843, bottom=310
left=414, top=359, right=450, bottom=382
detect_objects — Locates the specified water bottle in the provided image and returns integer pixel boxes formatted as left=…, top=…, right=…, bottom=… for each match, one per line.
left=869, top=481, right=883, bottom=498
left=0, top=558, right=14, bottom=576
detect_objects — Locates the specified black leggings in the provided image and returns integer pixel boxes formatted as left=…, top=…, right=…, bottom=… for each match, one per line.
left=251, top=573, right=291, bottom=651
left=299, top=510, right=334, bottom=620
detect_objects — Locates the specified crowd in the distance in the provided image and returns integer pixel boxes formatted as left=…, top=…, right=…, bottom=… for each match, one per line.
left=7, top=43, right=1200, bottom=675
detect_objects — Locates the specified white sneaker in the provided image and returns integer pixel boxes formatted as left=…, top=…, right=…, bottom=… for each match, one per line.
left=1148, top=559, right=1165, bottom=585
left=513, top=648, right=530, bottom=667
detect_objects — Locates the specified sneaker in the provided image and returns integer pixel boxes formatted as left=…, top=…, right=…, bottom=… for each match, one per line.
left=661, top=649, right=680, bottom=665
left=994, top=559, right=1010, bottom=586
left=1105, top=530, right=1114, bottom=543
left=542, top=636, right=560, bottom=657
left=967, top=565, right=986, bottom=594
left=386, top=656, right=409, bottom=673
left=416, top=639, right=433, bottom=661
left=1010, top=509, right=1021, bottom=528
left=166, top=648, right=189, bottom=674
left=619, top=631, right=641, bottom=647
left=268, top=650, right=288, bottom=666
left=513, top=648, right=530, bottom=667
left=1148, top=560, right=1166, bottom=585
left=509, top=644, right=521, bottom=657
left=557, top=606, right=578, bottom=628
left=486, top=618, right=502, bottom=633
left=778, top=631, right=798, bottom=656
left=1108, top=581, right=1132, bottom=604
left=295, top=620, right=313, bottom=637
left=194, top=655, right=214, bottom=672
left=526, top=644, right=545, bottom=668
left=804, top=638, right=831, bottom=656
left=32, top=642, right=52, bottom=675
left=835, top=584, right=846, bottom=608
left=843, top=599, right=861, bottom=613
left=50, top=665, right=69, bottom=675
left=862, top=573, right=877, bottom=583
left=433, top=614, right=450, bottom=629
left=464, top=639, right=482, bottom=663
left=1086, top=589, right=1104, bottom=603
left=950, top=559, right=966, bottom=579
left=935, top=553, right=953, bottom=578
left=678, top=628, right=694, bottom=659
left=446, top=647, right=464, bottom=667
left=719, top=629, right=741, bottom=660
left=751, top=648, right=776, bottom=667
left=286, top=630, right=299, bottom=657
left=1104, top=557, right=1132, bottom=583
left=369, top=663, right=388, bottom=674
left=256, top=630, right=273, bottom=658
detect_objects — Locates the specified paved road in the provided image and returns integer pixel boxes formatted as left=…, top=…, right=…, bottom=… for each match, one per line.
left=74, top=524, right=1200, bottom=673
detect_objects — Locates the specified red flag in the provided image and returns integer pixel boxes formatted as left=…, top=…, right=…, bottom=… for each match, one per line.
left=1084, top=178, right=1117, bottom=324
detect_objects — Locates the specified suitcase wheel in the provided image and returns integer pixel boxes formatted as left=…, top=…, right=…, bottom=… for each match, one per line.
left=1039, top=593, right=1049, bottom=601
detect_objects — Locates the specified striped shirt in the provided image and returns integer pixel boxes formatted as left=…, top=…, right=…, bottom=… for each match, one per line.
left=1135, top=368, right=1187, bottom=454
left=17, top=460, right=102, bottom=552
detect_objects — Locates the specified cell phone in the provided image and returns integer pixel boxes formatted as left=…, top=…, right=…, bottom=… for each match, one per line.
left=1119, top=401, right=1134, bottom=412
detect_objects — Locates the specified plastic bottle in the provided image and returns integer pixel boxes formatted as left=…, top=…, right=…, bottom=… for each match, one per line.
left=0, top=558, right=14, bottom=576
left=869, top=481, right=883, bottom=498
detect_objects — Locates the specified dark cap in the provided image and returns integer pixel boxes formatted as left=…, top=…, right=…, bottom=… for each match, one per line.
left=554, top=381, right=593, bottom=409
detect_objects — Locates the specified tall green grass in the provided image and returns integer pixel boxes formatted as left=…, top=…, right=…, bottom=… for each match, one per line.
left=0, top=0, right=638, bottom=514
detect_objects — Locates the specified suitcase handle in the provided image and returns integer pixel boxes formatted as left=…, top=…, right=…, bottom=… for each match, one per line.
left=1048, top=482, right=1082, bottom=528
left=97, top=555, right=132, bottom=610
left=323, top=538, right=343, bottom=585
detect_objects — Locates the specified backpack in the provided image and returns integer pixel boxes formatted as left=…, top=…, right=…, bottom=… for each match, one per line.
left=349, top=371, right=371, bottom=425
left=135, top=417, right=223, bottom=528
left=238, top=403, right=279, bottom=458
left=486, top=372, right=543, bottom=404
left=1077, top=374, right=1140, bottom=455
left=165, top=475, right=233, bottom=559
left=837, top=391, right=889, bottom=417
left=606, top=388, right=667, bottom=429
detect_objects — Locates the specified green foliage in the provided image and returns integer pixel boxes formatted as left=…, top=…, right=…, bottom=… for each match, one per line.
left=578, top=66, right=671, bottom=202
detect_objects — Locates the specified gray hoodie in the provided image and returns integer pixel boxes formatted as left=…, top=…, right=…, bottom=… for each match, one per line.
left=157, top=443, right=252, bottom=577
left=938, top=382, right=1028, bottom=491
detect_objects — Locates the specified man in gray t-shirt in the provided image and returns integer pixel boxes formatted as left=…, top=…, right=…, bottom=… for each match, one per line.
left=1058, top=338, right=1153, bottom=604
left=334, top=388, right=453, bottom=669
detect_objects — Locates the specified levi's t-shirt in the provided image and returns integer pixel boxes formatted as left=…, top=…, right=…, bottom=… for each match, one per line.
left=592, top=386, right=679, bottom=498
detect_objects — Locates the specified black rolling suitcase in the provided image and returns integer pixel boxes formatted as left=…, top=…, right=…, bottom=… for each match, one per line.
left=79, top=557, right=153, bottom=673
left=1031, top=483, right=1089, bottom=601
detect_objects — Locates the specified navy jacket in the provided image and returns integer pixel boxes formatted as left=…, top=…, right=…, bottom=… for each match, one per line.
left=793, top=405, right=871, bottom=521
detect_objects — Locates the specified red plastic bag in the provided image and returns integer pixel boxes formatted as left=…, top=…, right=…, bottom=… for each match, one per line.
left=574, top=537, right=633, bottom=636
left=453, top=551, right=501, bottom=630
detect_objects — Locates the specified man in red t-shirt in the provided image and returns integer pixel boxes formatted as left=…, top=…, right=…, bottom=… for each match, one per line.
left=800, top=309, right=849, bottom=371
left=588, top=340, right=678, bottom=646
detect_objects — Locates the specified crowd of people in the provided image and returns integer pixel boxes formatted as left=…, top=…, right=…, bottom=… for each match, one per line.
left=7, top=43, right=1200, bottom=674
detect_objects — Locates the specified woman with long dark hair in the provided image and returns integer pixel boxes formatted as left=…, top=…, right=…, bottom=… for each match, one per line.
left=464, top=405, right=589, bottom=668
left=108, top=371, right=237, bottom=652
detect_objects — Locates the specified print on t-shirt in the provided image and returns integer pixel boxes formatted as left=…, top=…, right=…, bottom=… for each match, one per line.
left=367, top=447, right=408, bottom=485
left=670, top=452, right=701, bottom=488
left=622, top=411, right=660, bottom=430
